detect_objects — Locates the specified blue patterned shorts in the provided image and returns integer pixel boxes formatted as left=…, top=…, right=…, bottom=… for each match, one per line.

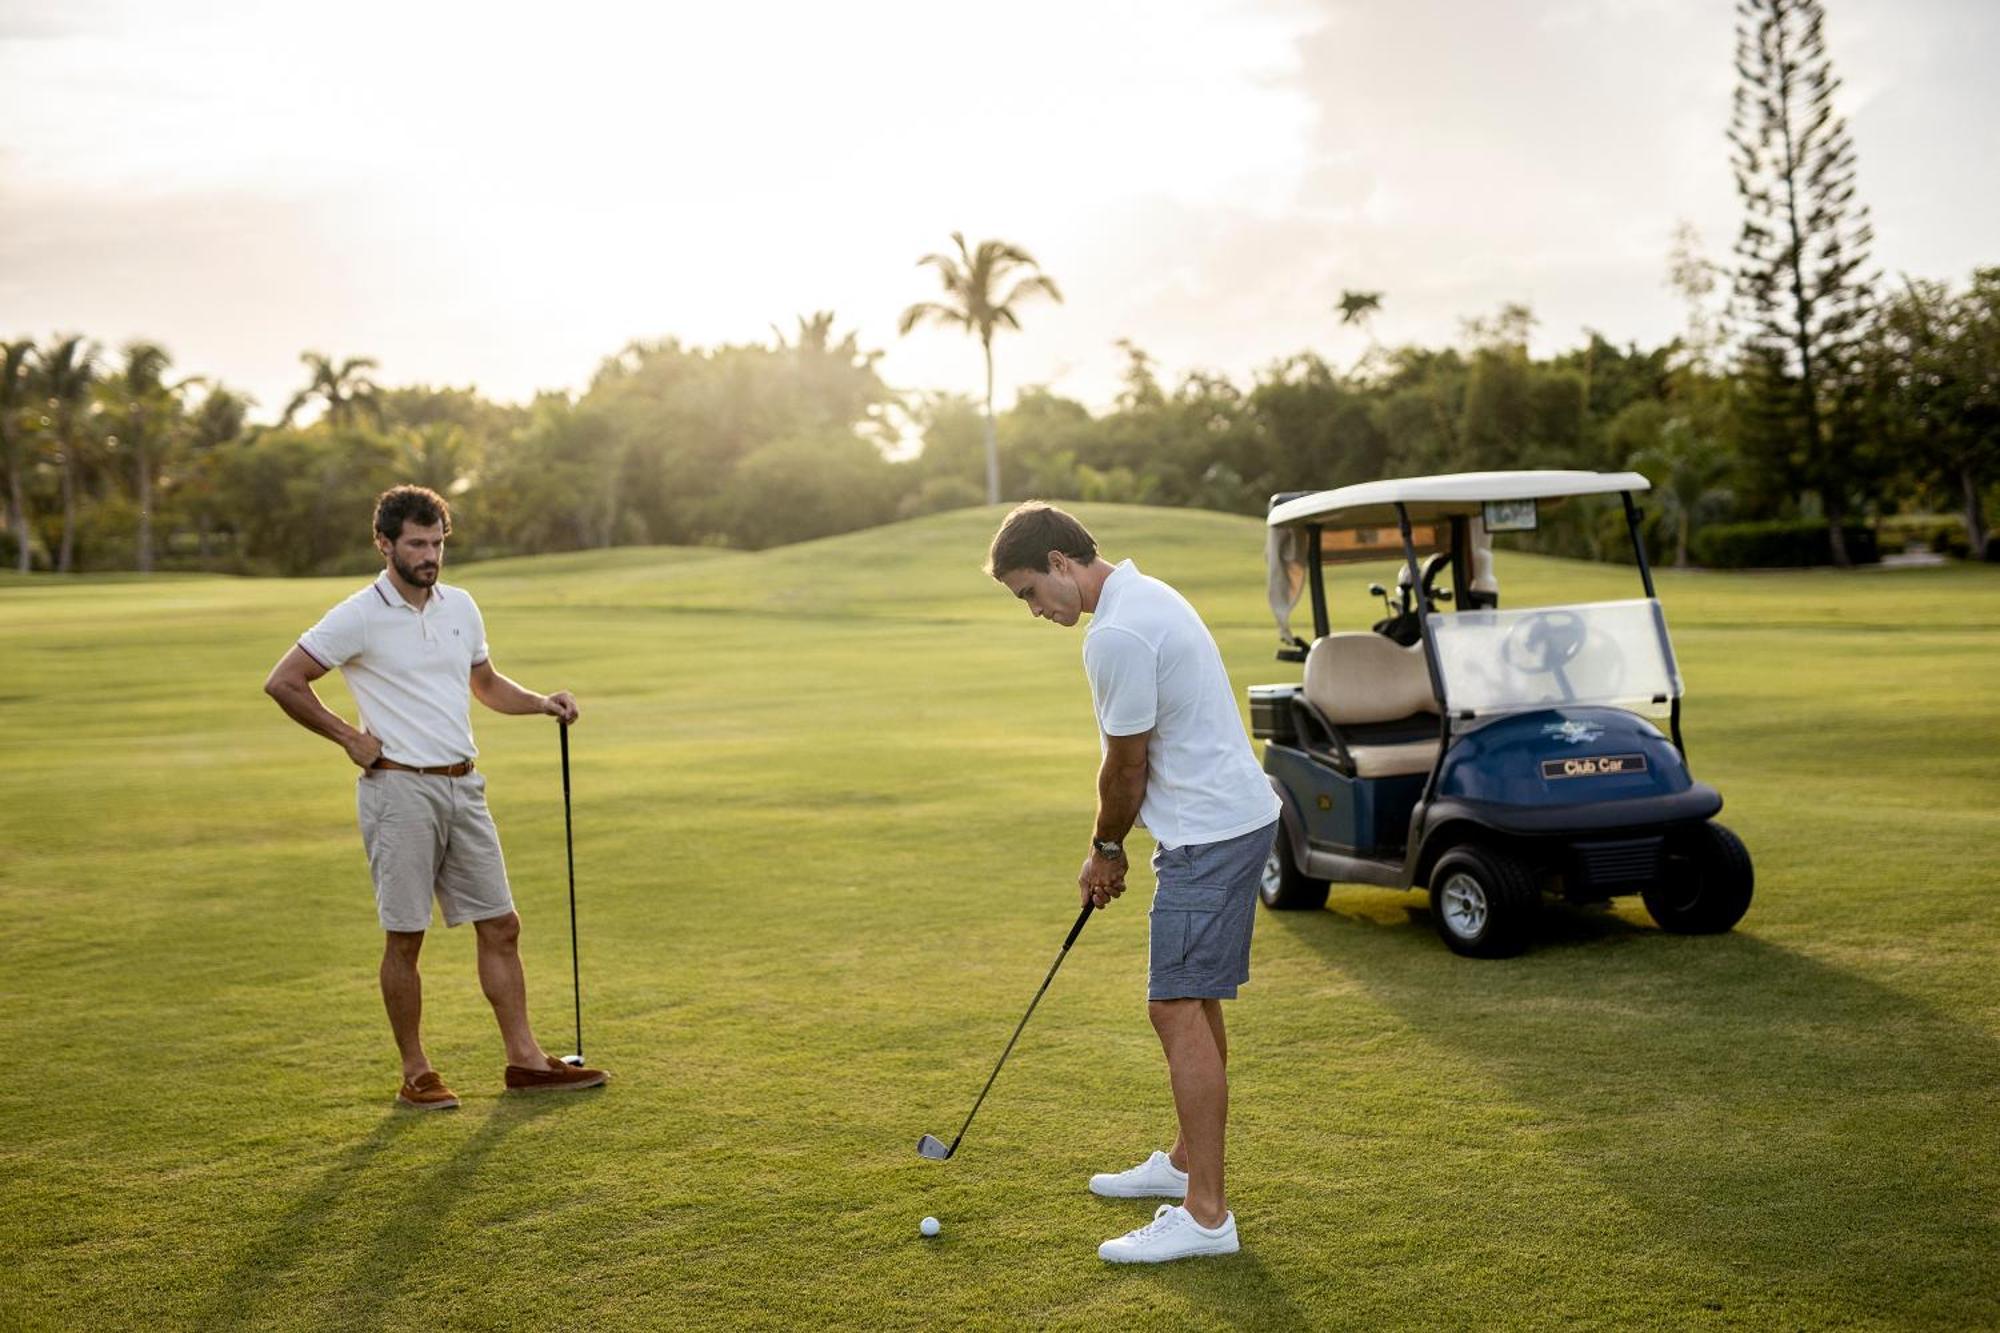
left=1147, top=820, right=1277, bottom=1001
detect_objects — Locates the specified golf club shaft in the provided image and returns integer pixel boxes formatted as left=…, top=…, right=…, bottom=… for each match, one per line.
left=946, top=900, right=1095, bottom=1154
left=561, top=720, right=581, bottom=1060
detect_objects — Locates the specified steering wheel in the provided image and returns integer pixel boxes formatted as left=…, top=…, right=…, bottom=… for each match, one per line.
left=1503, top=610, right=1587, bottom=674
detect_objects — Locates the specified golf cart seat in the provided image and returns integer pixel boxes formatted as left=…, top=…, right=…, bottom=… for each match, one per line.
left=1301, top=633, right=1441, bottom=778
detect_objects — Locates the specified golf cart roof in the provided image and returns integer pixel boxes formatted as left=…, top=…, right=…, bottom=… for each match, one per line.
left=1268, top=470, right=1652, bottom=531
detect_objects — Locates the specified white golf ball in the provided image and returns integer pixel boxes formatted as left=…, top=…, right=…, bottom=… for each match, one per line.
left=920, top=1216, right=941, bottom=1238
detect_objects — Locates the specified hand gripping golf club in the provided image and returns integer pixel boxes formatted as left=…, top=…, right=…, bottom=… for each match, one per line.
left=558, top=720, right=585, bottom=1067
left=917, top=900, right=1095, bottom=1161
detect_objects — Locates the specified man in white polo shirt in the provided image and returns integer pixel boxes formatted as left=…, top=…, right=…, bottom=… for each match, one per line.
left=264, top=485, right=608, bottom=1109
left=987, top=501, right=1280, bottom=1264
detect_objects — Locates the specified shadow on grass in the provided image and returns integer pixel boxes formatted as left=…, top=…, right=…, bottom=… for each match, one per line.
left=194, top=1095, right=565, bottom=1329
left=1133, top=1247, right=1312, bottom=1330
left=1273, top=897, right=2000, bottom=1321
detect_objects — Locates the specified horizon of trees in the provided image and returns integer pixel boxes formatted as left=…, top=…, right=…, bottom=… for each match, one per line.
left=1, top=249, right=1994, bottom=578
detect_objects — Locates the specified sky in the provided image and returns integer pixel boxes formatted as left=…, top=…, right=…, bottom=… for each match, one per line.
left=2, top=0, right=1996, bottom=423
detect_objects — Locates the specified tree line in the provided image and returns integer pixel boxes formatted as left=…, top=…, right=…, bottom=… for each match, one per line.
left=2, top=261, right=1990, bottom=579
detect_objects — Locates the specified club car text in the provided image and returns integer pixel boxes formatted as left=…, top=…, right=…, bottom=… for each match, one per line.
left=1541, top=753, right=1648, bottom=780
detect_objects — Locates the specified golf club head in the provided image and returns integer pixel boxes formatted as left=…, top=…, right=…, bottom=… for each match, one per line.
left=916, top=1134, right=953, bottom=1161
left=560, top=1053, right=586, bottom=1067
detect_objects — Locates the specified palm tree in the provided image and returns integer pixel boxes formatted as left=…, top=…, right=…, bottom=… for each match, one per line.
left=1, top=340, right=37, bottom=572
left=1336, top=290, right=1383, bottom=327
left=1630, top=417, right=1733, bottom=567
left=1336, top=289, right=1384, bottom=375
left=182, top=385, right=249, bottom=566
left=899, top=233, right=1063, bottom=505
left=112, top=341, right=178, bottom=574
left=395, top=422, right=473, bottom=497
left=773, top=310, right=839, bottom=354
left=39, top=335, right=101, bottom=574
left=282, top=351, right=381, bottom=428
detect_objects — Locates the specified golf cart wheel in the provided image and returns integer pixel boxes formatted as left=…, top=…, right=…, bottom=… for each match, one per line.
left=1643, top=821, right=1754, bottom=934
left=1260, top=834, right=1329, bottom=911
left=1427, top=845, right=1538, bottom=959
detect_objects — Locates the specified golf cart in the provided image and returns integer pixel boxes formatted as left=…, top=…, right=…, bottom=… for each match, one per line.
left=1250, top=470, right=1752, bottom=958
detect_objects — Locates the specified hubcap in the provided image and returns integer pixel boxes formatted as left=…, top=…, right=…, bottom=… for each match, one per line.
left=1439, top=872, right=1488, bottom=938
left=1261, top=848, right=1284, bottom=897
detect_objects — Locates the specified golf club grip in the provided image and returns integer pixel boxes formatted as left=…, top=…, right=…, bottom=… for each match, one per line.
left=1063, top=900, right=1095, bottom=950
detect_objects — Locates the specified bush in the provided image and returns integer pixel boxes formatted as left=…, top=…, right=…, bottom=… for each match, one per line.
left=1930, top=522, right=1973, bottom=560
left=1877, top=513, right=1977, bottom=559
left=1875, top=515, right=1926, bottom=556
left=1691, top=519, right=1879, bottom=568
left=1985, top=533, right=2000, bottom=564
left=898, top=475, right=985, bottom=521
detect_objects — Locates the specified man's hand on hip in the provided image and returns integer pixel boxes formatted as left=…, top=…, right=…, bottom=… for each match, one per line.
left=343, top=731, right=384, bottom=770
left=1079, top=848, right=1127, bottom=908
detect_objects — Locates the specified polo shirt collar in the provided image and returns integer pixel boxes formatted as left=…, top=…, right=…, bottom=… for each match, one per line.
left=374, top=571, right=443, bottom=612
left=1095, top=559, right=1137, bottom=617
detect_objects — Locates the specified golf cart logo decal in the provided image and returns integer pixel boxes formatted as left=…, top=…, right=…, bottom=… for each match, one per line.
left=1542, top=720, right=1604, bottom=745
left=1542, top=753, right=1648, bottom=780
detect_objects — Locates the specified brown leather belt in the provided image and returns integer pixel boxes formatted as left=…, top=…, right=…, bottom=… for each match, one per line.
left=372, top=757, right=476, bottom=777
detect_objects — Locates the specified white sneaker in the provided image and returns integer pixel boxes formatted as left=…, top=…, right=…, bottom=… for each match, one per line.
left=1098, top=1204, right=1239, bottom=1263
left=1088, top=1149, right=1189, bottom=1198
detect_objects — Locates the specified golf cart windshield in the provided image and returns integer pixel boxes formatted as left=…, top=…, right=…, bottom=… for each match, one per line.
left=1428, top=598, right=1682, bottom=719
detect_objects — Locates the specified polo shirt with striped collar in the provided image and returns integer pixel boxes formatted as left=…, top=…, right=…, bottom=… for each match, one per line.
left=299, top=571, right=491, bottom=768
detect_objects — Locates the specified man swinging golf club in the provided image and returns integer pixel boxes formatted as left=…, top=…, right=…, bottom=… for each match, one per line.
left=263, top=485, right=609, bottom=1110
left=987, top=502, right=1279, bottom=1264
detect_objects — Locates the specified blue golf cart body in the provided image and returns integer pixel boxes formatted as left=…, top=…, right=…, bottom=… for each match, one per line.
left=1251, top=470, right=1753, bottom=957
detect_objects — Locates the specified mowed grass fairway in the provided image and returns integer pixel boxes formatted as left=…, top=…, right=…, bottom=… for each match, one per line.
left=3, top=505, right=1998, bottom=1330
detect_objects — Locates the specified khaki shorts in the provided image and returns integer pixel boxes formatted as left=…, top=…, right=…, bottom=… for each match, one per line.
left=356, top=769, right=515, bottom=933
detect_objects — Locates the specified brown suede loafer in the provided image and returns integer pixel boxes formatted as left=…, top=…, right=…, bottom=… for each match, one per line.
left=396, top=1070, right=460, bottom=1111
left=504, top=1054, right=609, bottom=1093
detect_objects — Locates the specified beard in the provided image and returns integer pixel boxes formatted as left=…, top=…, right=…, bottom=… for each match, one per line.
left=392, top=553, right=440, bottom=587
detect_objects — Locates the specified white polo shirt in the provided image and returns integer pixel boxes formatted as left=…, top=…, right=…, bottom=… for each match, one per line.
left=1083, top=560, right=1280, bottom=849
left=298, top=572, right=490, bottom=768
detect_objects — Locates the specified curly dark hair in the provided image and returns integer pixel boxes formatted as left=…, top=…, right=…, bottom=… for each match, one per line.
left=985, top=501, right=1098, bottom=578
left=373, top=485, right=453, bottom=543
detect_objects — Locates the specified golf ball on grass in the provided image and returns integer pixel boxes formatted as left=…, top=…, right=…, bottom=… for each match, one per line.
left=920, top=1216, right=940, bottom=1238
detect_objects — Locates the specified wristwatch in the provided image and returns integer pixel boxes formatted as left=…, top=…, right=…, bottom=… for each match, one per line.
left=1092, top=837, right=1125, bottom=861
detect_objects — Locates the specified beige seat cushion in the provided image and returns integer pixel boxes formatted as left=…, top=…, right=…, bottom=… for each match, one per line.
left=1304, top=633, right=1437, bottom=724
left=1303, top=633, right=1441, bottom=777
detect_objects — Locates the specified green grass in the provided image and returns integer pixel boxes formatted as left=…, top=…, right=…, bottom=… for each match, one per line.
left=2, top=505, right=1996, bottom=1330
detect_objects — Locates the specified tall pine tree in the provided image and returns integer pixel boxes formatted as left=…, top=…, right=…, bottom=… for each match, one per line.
left=1729, top=0, right=1876, bottom=563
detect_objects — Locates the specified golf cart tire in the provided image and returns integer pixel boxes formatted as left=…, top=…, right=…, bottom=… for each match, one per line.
left=1260, top=831, right=1329, bottom=910
left=1427, top=844, right=1538, bottom=959
left=1643, top=820, right=1754, bottom=934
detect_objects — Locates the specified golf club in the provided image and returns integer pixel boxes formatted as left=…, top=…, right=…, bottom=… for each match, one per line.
left=558, top=718, right=585, bottom=1067
left=916, top=899, right=1095, bottom=1161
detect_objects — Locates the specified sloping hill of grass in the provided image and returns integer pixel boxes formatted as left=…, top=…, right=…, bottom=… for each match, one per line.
left=455, top=544, right=736, bottom=579
left=1, top=505, right=1996, bottom=1329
